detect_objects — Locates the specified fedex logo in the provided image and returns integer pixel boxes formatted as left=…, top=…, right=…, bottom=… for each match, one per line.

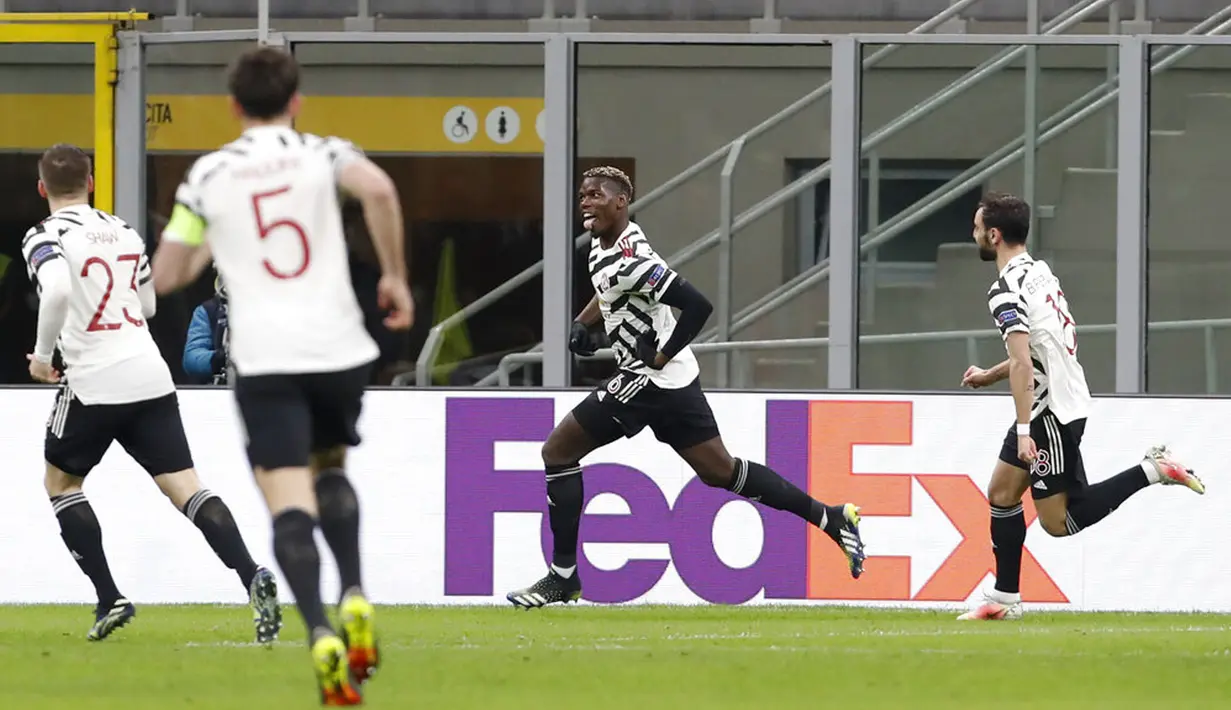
left=443, top=397, right=1066, bottom=605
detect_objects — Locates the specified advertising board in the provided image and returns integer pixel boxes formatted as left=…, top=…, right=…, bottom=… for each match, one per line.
left=0, top=389, right=1222, bottom=611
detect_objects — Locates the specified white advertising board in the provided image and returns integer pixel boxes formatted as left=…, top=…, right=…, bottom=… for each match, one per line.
left=0, top=388, right=1224, bottom=611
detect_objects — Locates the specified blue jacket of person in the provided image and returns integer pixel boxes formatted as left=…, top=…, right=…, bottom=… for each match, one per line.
left=183, top=279, right=228, bottom=384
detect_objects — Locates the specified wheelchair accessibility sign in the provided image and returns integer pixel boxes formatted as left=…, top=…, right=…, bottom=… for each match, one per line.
left=443, top=105, right=478, bottom=144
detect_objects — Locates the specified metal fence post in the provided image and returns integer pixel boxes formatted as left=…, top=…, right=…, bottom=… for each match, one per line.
left=114, top=32, right=145, bottom=236
left=828, top=36, right=862, bottom=389
left=257, top=0, right=270, bottom=45
left=1025, top=0, right=1040, bottom=243
left=1115, top=36, right=1148, bottom=393
left=865, top=152, right=880, bottom=321
left=542, top=35, right=576, bottom=387
left=1204, top=326, right=1218, bottom=394
left=1105, top=0, right=1121, bottom=168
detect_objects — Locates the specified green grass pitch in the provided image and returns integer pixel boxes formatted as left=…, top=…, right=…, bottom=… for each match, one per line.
left=3, top=605, right=1229, bottom=709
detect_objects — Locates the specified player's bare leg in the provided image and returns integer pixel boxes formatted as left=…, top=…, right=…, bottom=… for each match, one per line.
left=676, top=436, right=866, bottom=578
left=155, top=468, right=281, bottom=645
left=958, top=460, right=1029, bottom=621
left=44, top=464, right=134, bottom=641
left=506, top=413, right=605, bottom=609
left=257, top=467, right=360, bottom=706
left=310, top=448, right=378, bottom=685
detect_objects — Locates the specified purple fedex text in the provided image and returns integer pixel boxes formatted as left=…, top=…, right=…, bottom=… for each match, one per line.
left=444, top=397, right=812, bottom=603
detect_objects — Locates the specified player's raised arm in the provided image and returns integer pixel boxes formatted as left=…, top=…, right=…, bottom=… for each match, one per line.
left=153, top=180, right=212, bottom=295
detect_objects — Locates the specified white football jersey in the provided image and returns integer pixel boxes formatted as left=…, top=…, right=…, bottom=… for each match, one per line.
left=588, top=221, right=699, bottom=389
left=986, top=252, right=1092, bottom=424
left=23, top=205, right=174, bottom=405
left=164, top=125, right=379, bottom=376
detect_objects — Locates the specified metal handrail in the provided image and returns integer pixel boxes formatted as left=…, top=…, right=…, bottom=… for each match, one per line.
left=496, top=317, right=1231, bottom=392
left=667, top=0, right=1119, bottom=268
left=475, top=0, right=1116, bottom=387
left=391, top=343, right=542, bottom=387
left=698, top=5, right=1231, bottom=342
left=421, top=0, right=1011, bottom=387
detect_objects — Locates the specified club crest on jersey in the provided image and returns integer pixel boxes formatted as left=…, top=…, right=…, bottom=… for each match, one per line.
left=28, top=244, right=57, bottom=269
left=646, top=264, right=666, bottom=288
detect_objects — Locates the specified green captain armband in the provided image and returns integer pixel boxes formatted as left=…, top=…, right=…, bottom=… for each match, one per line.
left=164, top=203, right=206, bottom=247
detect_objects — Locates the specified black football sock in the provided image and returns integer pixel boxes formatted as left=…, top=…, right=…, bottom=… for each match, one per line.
left=545, top=463, right=583, bottom=576
left=990, top=503, right=1027, bottom=595
left=271, top=509, right=332, bottom=640
left=182, top=489, right=260, bottom=589
left=1064, top=465, right=1151, bottom=534
left=315, top=468, right=363, bottom=596
left=51, top=492, right=123, bottom=607
left=728, top=459, right=844, bottom=537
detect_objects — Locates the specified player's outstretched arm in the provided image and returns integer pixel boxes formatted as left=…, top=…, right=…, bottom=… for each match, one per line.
left=962, top=358, right=1010, bottom=388
left=153, top=204, right=211, bottom=295
left=576, top=296, right=601, bottom=327
left=568, top=297, right=603, bottom=356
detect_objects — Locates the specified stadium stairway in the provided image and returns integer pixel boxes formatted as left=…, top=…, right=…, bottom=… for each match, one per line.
left=722, top=92, right=1231, bottom=394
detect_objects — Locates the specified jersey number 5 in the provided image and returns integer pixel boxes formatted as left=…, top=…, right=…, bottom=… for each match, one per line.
left=1045, top=289, right=1078, bottom=355
left=82, top=254, right=145, bottom=332
left=251, top=186, right=311, bottom=280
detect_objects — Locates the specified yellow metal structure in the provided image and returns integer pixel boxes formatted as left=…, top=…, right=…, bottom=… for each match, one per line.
left=0, top=11, right=149, bottom=24
left=2, top=94, right=548, bottom=155
left=0, top=12, right=151, bottom=213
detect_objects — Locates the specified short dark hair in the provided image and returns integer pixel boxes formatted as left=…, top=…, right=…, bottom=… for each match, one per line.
left=39, top=143, right=91, bottom=198
left=227, top=46, right=299, bottom=120
left=582, top=166, right=634, bottom=200
left=979, top=192, right=1030, bottom=245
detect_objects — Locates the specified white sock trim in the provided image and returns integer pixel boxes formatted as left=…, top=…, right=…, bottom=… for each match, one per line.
left=551, top=564, right=576, bottom=579
left=1140, top=460, right=1161, bottom=485
left=987, top=587, right=1022, bottom=605
left=184, top=488, right=219, bottom=521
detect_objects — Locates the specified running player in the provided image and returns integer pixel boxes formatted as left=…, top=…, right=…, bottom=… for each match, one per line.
left=958, top=192, right=1205, bottom=621
left=151, top=47, right=413, bottom=706
left=505, top=166, right=866, bottom=609
left=23, top=144, right=280, bottom=644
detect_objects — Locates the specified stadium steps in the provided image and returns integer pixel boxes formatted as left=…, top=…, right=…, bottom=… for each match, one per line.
left=721, top=92, right=1231, bottom=393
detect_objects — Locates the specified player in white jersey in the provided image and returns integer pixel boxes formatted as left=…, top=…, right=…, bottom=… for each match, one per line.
left=151, top=48, right=412, bottom=706
left=505, top=166, right=866, bottom=609
left=957, top=193, right=1205, bottom=621
left=23, top=144, right=280, bottom=644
